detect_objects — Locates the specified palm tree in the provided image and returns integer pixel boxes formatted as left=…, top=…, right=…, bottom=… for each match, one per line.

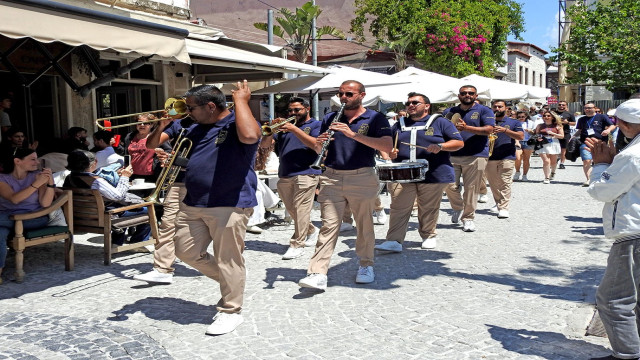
left=254, top=1, right=344, bottom=63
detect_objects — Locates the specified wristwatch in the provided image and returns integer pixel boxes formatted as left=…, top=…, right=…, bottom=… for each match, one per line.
left=436, top=143, right=443, bottom=150
left=46, top=183, right=56, bottom=188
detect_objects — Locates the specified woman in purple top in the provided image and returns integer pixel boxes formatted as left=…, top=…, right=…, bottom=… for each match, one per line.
left=0, top=148, right=55, bottom=284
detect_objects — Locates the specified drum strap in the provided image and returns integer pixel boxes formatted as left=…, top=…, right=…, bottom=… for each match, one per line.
left=398, top=115, right=441, bottom=162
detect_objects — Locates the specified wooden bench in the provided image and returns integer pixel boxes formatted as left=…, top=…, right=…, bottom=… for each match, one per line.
left=10, top=190, right=74, bottom=283
left=64, top=188, right=159, bottom=265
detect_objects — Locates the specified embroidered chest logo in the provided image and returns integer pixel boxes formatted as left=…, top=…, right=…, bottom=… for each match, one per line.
left=424, top=127, right=434, bottom=136
left=470, top=112, right=479, bottom=120
left=303, top=127, right=311, bottom=135
left=358, top=124, right=369, bottom=135
left=215, top=130, right=227, bottom=145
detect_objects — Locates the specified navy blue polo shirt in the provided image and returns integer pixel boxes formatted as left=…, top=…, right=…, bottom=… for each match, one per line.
left=163, top=118, right=197, bottom=183
left=489, top=117, right=523, bottom=161
left=444, top=103, right=495, bottom=157
left=273, top=119, right=322, bottom=177
left=392, top=115, right=462, bottom=183
left=321, top=109, right=391, bottom=170
left=180, top=112, right=259, bottom=208
left=576, top=113, right=614, bottom=142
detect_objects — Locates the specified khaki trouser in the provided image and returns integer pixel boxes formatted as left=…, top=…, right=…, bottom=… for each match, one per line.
left=478, top=170, right=488, bottom=195
left=277, top=174, right=319, bottom=248
left=153, top=183, right=186, bottom=274
left=174, top=204, right=252, bottom=314
left=308, top=167, right=378, bottom=275
left=445, top=156, right=488, bottom=221
left=386, top=182, right=449, bottom=242
left=342, top=192, right=383, bottom=225
left=485, top=159, right=515, bottom=210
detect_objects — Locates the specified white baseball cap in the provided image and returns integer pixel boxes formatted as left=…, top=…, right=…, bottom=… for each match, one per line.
left=386, top=111, right=397, bottom=118
left=615, top=99, right=640, bottom=124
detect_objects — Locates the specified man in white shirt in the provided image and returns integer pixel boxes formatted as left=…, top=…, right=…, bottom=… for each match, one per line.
left=92, top=130, right=123, bottom=169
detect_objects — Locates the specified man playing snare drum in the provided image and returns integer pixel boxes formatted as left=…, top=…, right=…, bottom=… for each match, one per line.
left=375, top=92, right=463, bottom=252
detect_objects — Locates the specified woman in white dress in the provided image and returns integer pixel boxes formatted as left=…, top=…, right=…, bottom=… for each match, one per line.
left=535, top=111, right=564, bottom=184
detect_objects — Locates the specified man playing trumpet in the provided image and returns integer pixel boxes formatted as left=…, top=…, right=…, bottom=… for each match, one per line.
left=259, top=97, right=321, bottom=260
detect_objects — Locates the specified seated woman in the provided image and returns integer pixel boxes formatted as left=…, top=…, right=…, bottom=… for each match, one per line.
left=123, top=113, right=171, bottom=183
left=63, top=150, right=150, bottom=246
left=0, top=148, right=55, bottom=284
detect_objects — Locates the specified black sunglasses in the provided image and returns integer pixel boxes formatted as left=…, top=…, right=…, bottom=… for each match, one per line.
left=288, top=108, right=305, bottom=113
left=337, top=91, right=357, bottom=98
left=459, top=91, right=476, bottom=96
left=404, top=101, right=423, bottom=106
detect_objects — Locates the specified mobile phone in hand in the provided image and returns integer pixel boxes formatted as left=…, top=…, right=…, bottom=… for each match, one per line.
left=124, top=155, right=131, bottom=167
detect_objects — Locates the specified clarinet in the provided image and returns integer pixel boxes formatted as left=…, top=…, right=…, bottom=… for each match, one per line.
left=310, top=102, right=347, bottom=170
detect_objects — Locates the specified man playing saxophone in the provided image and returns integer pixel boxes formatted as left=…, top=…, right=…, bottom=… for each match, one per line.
left=259, top=97, right=321, bottom=260
left=485, top=100, right=523, bottom=219
left=298, top=80, right=392, bottom=291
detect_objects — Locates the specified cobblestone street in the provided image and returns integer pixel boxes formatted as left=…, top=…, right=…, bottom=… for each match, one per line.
left=0, top=157, right=613, bottom=359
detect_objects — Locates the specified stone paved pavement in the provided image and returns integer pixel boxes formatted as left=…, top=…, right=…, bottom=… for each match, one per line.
left=0, top=157, right=614, bottom=359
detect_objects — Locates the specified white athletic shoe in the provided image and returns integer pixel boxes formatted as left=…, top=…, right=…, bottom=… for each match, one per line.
left=282, top=246, right=304, bottom=260
left=133, top=269, right=174, bottom=284
left=299, top=273, right=328, bottom=290
left=421, top=237, right=437, bottom=249
left=513, top=172, right=521, bottom=181
left=462, top=220, right=476, bottom=232
left=498, top=209, right=510, bottom=219
left=489, top=205, right=499, bottom=214
left=205, top=312, right=244, bottom=335
left=451, top=210, right=462, bottom=224
left=521, top=175, right=528, bottom=181
left=478, top=194, right=489, bottom=203
left=304, top=228, right=319, bottom=247
left=355, top=266, right=375, bottom=284
left=374, top=241, right=402, bottom=252
left=373, top=210, right=388, bottom=225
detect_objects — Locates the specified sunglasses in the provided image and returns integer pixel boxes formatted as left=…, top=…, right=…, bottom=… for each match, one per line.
left=404, top=101, right=423, bottom=106
left=288, top=108, right=305, bottom=113
left=186, top=104, right=204, bottom=112
left=459, top=91, right=476, bottom=96
left=137, top=122, right=150, bottom=126
left=337, top=91, right=357, bottom=98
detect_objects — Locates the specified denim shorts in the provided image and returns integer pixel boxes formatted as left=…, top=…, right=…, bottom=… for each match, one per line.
left=580, top=143, right=593, bottom=161
left=520, top=141, right=533, bottom=151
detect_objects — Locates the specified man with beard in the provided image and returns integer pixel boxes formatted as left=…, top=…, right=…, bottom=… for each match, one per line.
left=556, top=101, right=576, bottom=169
left=485, top=100, right=523, bottom=219
left=259, top=97, right=321, bottom=260
left=374, top=92, right=463, bottom=252
left=444, top=85, right=495, bottom=232
left=298, top=80, right=392, bottom=290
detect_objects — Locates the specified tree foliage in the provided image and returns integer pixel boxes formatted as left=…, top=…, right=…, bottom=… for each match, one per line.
left=254, top=1, right=344, bottom=63
left=351, top=0, right=524, bottom=77
left=553, top=0, right=640, bottom=92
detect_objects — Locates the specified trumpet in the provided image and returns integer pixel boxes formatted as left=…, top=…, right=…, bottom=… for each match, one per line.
left=261, top=116, right=297, bottom=136
left=145, top=128, right=193, bottom=205
left=96, top=97, right=188, bottom=130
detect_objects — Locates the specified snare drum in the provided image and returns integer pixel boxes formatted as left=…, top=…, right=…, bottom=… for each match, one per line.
left=376, top=162, right=429, bottom=183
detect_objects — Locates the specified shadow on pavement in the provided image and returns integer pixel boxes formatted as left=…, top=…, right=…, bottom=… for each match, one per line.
left=107, top=296, right=215, bottom=325
left=487, top=324, right=609, bottom=359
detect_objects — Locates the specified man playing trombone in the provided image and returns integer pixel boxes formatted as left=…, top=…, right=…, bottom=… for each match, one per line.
left=259, top=97, right=321, bottom=260
left=298, top=80, right=392, bottom=291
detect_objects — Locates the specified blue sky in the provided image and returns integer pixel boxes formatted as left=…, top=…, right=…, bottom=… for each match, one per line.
left=508, top=0, right=560, bottom=55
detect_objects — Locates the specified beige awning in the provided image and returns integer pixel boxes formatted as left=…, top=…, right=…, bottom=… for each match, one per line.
left=186, top=39, right=327, bottom=77
left=0, top=1, right=191, bottom=64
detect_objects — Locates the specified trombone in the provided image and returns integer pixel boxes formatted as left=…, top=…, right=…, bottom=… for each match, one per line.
left=95, top=97, right=189, bottom=130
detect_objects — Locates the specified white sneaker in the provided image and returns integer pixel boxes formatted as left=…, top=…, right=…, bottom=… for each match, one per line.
left=355, top=266, right=375, bottom=284
left=462, top=220, right=476, bottom=232
left=304, top=228, right=319, bottom=247
left=421, top=237, right=437, bottom=249
left=246, top=225, right=263, bottom=234
left=521, top=175, right=528, bottom=181
left=299, top=273, right=327, bottom=290
left=339, top=222, right=355, bottom=232
left=543, top=178, right=550, bottom=184
left=133, top=269, right=174, bottom=284
left=451, top=210, right=462, bottom=224
left=489, top=205, right=498, bottom=214
left=205, top=312, right=244, bottom=335
left=478, top=194, right=489, bottom=203
left=513, top=172, right=521, bottom=181
left=498, top=209, right=510, bottom=219
left=374, top=240, right=402, bottom=252
left=282, top=246, right=304, bottom=260
left=373, top=210, right=387, bottom=225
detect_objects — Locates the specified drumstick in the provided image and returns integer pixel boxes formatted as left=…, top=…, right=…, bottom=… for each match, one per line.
left=401, top=141, right=430, bottom=151
left=393, top=132, right=399, bottom=151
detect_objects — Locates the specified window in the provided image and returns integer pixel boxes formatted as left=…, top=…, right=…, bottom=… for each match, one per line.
left=519, top=66, right=523, bottom=84
left=525, top=68, right=529, bottom=85
left=532, top=71, right=536, bottom=86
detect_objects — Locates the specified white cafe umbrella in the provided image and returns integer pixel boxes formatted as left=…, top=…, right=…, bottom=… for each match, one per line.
left=461, top=74, right=551, bottom=100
